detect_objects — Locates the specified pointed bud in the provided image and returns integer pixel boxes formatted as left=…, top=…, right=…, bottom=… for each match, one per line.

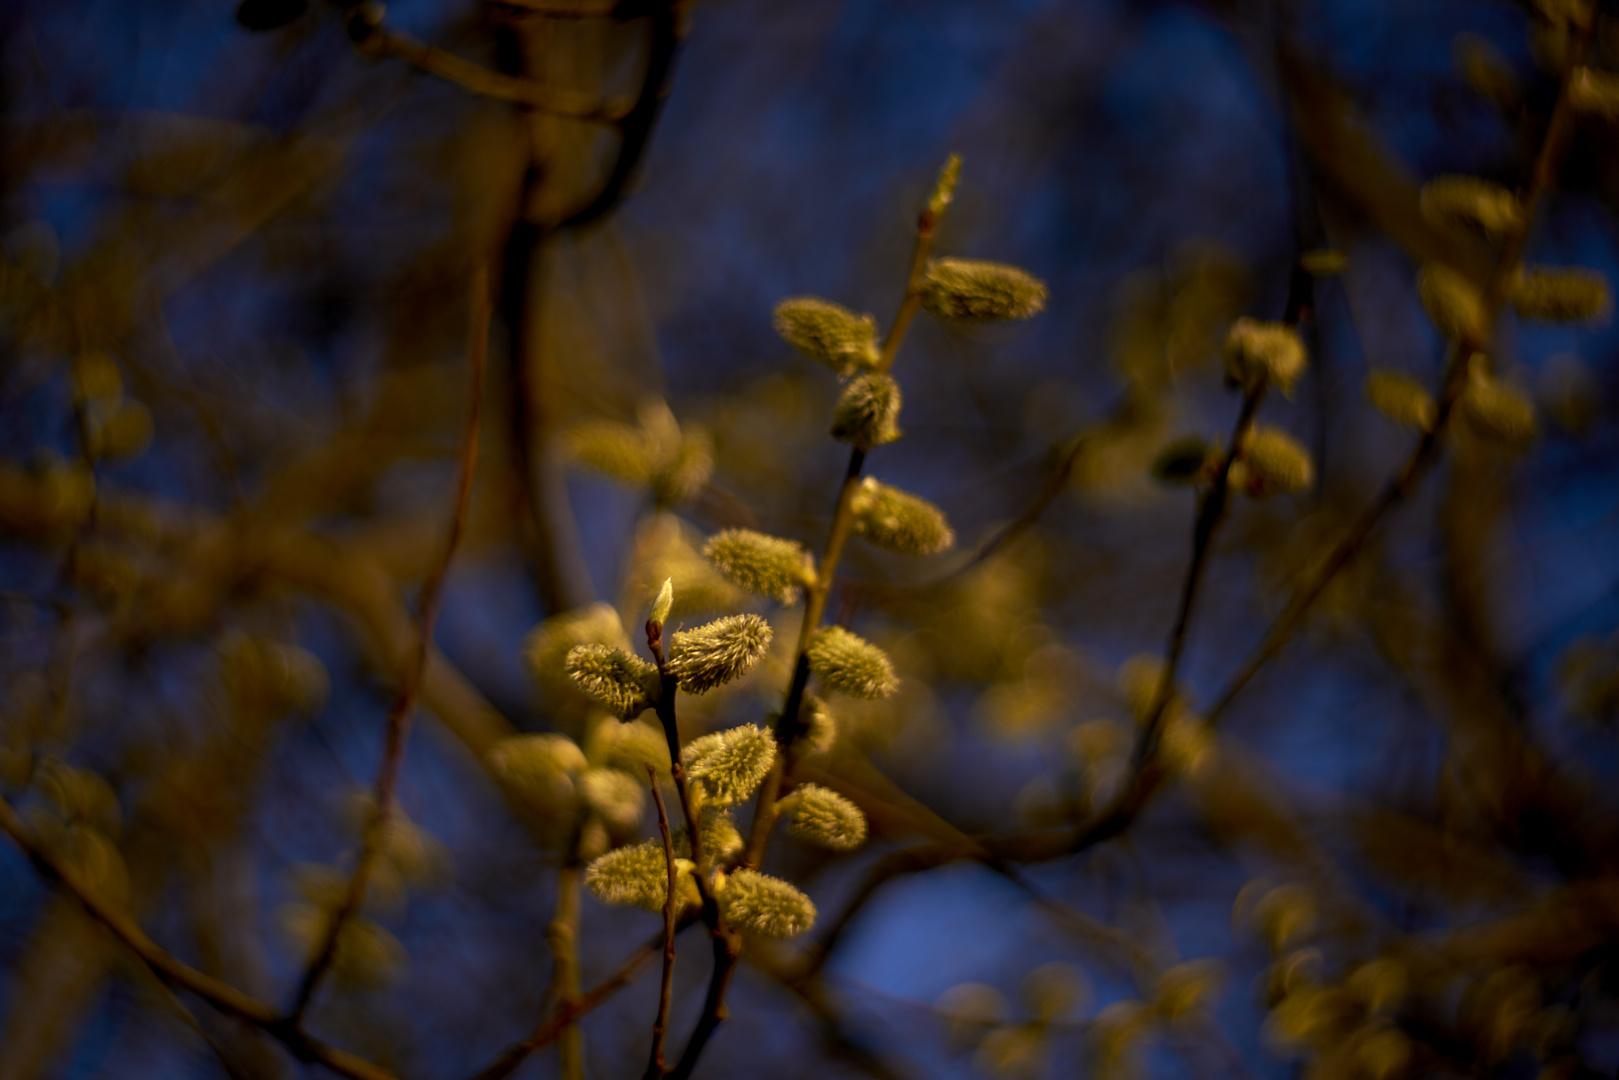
left=578, top=768, right=647, bottom=829
left=831, top=373, right=903, bottom=450
left=564, top=644, right=658, bottom=719
left=1569, top=66, right=1619, bottom=120
left=666, top=614, right=774, bottom=694
left=1419, top=176, right=1523, bottom=239
left=584, top=839, right=696, bottom=912
left=851, top=477, right=955, bottom=556
left=1509, top=266, right=1610, bottom=321
left=1461, top=367, right=1537, bottom=444
left=1223, top=318, right=1307, bottom=394
left=1419, top=264, right=1487, bottom=342
left=1365, top=371, right=1438, bottom=431
left=1238, top=427, right=1314, bottom=497
left=773, top=297, right=880, bottom=376
left=780, top=783, right=868, bottom=851
left=922, top=258, right=1047, bottom=321
left=703, top=529, right=815, bottom=605
left=808, top=625, right=899, bottom=700
left=682, top=724, right=777, bottom=807
left=928, top=154, right=963, bottom=219
left=716, top=868, right=817, bottom=938
left=649, top=578, right=674, bottom=628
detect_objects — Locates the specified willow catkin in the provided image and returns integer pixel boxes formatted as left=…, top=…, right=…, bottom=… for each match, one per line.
left=808, top=625, right=899, bottom=700
left=922, top=258, right=1048, bottom=320
left=773, top=297, right=880, bottom=376
left=682, top=724, right=776, bottom=806
left=703, top=530, right=814, bottom=605
left=716, top=868, right=817, bottom=938
left=1223, top=318, right=1307, bottom=393
left=666, top=614, right=774, bottom=694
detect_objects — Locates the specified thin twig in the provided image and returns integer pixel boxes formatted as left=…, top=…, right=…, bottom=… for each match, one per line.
left=289, top=262, right=492, bottom=1022
left=645, top=764, right=678, bottom=1080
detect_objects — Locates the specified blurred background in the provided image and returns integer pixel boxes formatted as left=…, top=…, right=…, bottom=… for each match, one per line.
left=3, top=0, right=1619, bottom=1077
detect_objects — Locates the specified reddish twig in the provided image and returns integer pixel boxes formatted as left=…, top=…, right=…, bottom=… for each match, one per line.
left=645, top=764, right=678, bottom=1080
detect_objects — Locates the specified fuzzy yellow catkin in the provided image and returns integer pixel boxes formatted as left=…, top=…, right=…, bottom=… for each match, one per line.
left=716, top=868, right=817, bottom=938
left=1418, top=264, right=1487, bottom=343
left=1509, top=267, right=1610, bottom=321
left=679, top=812, right=743, bottom=862
left=666, top=613, right=774, bottom=694
left=1238, top=427, right=1314, bottom=497
left=850, top=477, right=955, bottom=556
left=683, top=724, right=777, bottom=806
left=1569, top=66, right=1619, bottom=120
left=1419, top=176, right=1523, bottom=239
left=830, top=372, right=903, bottom=450
left=1365, top=371, right=1438, bottom=431
left=564, top=644, right=657, bottom=719
left=773, top=297, right=881, bottom=376
left=584, top=839, right=695, bottom=911
left=703, top=529, right=814, bottom=605
left=782, top=783, right=868, bottom=851
left=921, top=257, right=1048, bottom=321
left=1461, top=369, right=1537, bottom=444
left=1223, top=318, right=1307, bottom=393
left=807, top=625, right=899, bottom=700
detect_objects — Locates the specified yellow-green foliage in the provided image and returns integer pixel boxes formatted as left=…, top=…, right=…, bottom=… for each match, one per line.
left=1418, top=263, right=1486, bottom=342
left=565, top=644, right=658, bottom=719
left=922, top=258, right=1048, bottom=321
left=683, top=724, right=776, bottom=806
left=716, top=868, right=817, bottom=938
left=703, top=529, right=814, bottom=605
left=808, top=625, right=899, bottom=700
left=851, top=477, right=955, bottom=556
left=781, top=783, right=868, bottom=851
left=1365, top=371, right=1437, bottom=431
left=1223, top=317, right=1307, bottom=393
left=1509, top=266, right=1610, bottom=321
left=773, top=297, right=881, bottom=375
left=1419, top=175, right=1523, bottom=239
left=666, top=613, right=774, bottom=694
left=831, top=372, right=903, bottom=450
left=1236, top=427, right=1315, bottom=497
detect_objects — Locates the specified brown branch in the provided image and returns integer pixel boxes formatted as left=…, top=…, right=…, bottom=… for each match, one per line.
left=0, top=796, right=396, bottom=1080
left=644, top=765, right=677, bottom=1080
left=288, top=262, right=492, bottom=1022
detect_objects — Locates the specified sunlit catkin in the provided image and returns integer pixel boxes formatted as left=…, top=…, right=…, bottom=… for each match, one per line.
left=1238, top=427, right=1315, bottom=497
left=1365, top=371, right=1438, bottom=431
left=921, top=257, right=1048, bottom=321
left=808, top=625, right=899, bottom=700
left=702, top=529, right=815, bottom=605
left=851, top=477, right=955, bottom=556
left=715, top=868, right=817, bottom=938
left=1419, top=175, right=1523, bottom=239
left=1223, top=318, right=1307, bottom=393
left=584, top=838, right=694, bottom=911
left=666, top=613, right=774, bottom=693
left=781, top=783, right=868, bottom=851
left=1509, top=266, right=1610, bottom=321
left=830, top=372, right=903, bottom=450
left=1418, top=263, right=1486, bottom=342
left=773, top=297, right=880, bottom=376
left=564, top=644, right=657, bottom=719
left=683, top=724, right=777, bottom=806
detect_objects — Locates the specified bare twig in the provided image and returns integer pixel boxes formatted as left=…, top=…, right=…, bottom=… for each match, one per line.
left=645, top=765, right=677, bottom=1080
left=288, top=262, right=492, bottom=1022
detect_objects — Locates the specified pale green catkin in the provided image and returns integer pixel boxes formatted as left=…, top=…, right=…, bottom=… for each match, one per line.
left=1238, top=427, right=1315, bottom=497
left=773, top=297, right=881, bottom=376
left=716, top=868, right=817, bottom=938
left=1461, top=370, right=1537, bottom=445
left=1418, top=264, right=1486, bottom=343
left=564, top=644, right=657, bottom=719
left=666, top=613, right=774, bottom=694
left=678, top=812, right=743, bottom=862
left=1419, top=176, right=1523, bottom=239
left=1223, top=318, right=1307, bottom=394
left=831, top=372, right=903, bottom=450
left=808, top=625, right=899, bottom=700
left=921, top=257, right=1048, bottom=321
left=783, top=783, right=868, bottom=851
left=683, top=724, right=777, bottom=807
left=851, top=477, right=955, bottom=556
left=584, top=839, right=695, bottom=911
left=1509, top=267, right=1610, bottom=322
left=1365, top=371, right=1438, bottom=432
left=703, top=529, right=814, bottom=605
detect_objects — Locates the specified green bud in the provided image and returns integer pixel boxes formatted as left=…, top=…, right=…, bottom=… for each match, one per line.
left=564, top=644, right=658, bottom=719
left=773, top=297, right=880, bottom=376
left=928, top=153, right=963, bottom=218
left=584, top=838, right=696, bottom=912
left=851, top=477, right=955, bottom=556
left=831, top=372, right=903, bottom=450
left=579, top=768, right=647, bottom=828
left=1237, top=427, right=1314, bottom=497
left=808, top=625, right=899, bottom=700
left=1151, top=435, right=1219, bottom=486
left=781, top=783, right=868, bottom=851
left=1419, top=176, right=1523, bottom=239
left=716, top=867, right=817, bottom=938
left=1461, top=367, right=1537, bottom=444
left=649, top=578, right=674, bottom=627
left=1509, top=266, right=1610, bottom=321
left=1365, top=371, right=1438, bottom=432
left=666, top=614, right=774, bottom=694
left=683, top=724, right=777, bottom=807
left=1570, top=66, right=1619, bottom=120
left=1223, top=318, right=1307, bottom=394
left=1418, top=264, right=1486, bottom=342
left=921, top=257, right=1048, bottom=321
left=703, top=529, right=815, bottom=605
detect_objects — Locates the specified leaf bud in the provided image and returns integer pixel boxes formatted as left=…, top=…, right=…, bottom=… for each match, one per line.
left=564, top=644, right=658, bottom=719
left=703, top=529, right=815, bottom=605
left=649, top=578, right=674, bottom=628
left=851, top=477, right=955, bottom=556
left=1365, top=371, right=1437, bottom=431
left=921, top=257, right=1048, bottom=321
left=779, top=783, right=868, bottom=851
left=683, top=724, right=777, bottom=807
left=715, top=867, right=816, bottom=938
left=808, top=625, right=899, bottom=700
left=773, top=297, right=880, bottom=376
left=1509, top=266, right=1610, bottom=321
left=1223, top=318, right=1307, bottom=394
left=666, top=613, right=774, bottom=694
left=830, top=373, right=903, bottom=450
left=1418, top=263, right=1487, bottom=342
left=928, top=153, right=962, bottom=219
left=1419, top=176, right=1523, bottom=239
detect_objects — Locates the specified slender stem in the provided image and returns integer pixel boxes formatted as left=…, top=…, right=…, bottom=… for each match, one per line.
left=550, top=860, right=584, bottom=1080
left=289, top=263, right=491, bottom=1023
left=0, top=796, right=397, bottom=1080
left=645, top=765, right=678, bottom=1080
